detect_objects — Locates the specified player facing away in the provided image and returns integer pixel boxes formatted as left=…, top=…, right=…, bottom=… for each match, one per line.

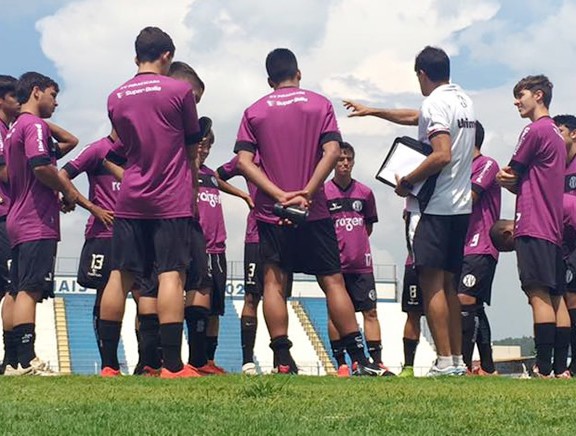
left=458, top=121, right=501, bottom=375
left=496, top=75, right=568, bottom=377
left=235, top=48, right=384, bottom=375
left=98, top=27, right=202, bottom=378
left=324, top=142, right=394, bottom=377
left=3, top=72, right=80, bottom=375
left=0, top=75, right=19, bottom=373
left=344, top=46, right=475, bottom=376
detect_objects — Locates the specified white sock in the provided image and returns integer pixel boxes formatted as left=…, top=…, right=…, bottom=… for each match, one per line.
left=453, top=355, right=464, bottom=367
left=436, top=355, right=453, bottom=369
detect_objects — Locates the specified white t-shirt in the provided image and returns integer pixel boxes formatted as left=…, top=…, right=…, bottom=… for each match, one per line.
left=406, top=83, right=475, bottom=215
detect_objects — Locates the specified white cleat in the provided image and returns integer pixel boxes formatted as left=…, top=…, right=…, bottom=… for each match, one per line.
left=242, top=362, right=258, bottom=375
left=4, top=357, right=60, bottom=376
left=426, top=364, right=457, bottom=377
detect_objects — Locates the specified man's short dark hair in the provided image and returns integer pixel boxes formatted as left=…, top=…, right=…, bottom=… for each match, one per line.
left=135, top=26, right=175, bottom=63
left=16, top=72, right=59, bottom=105
left=475, top=121, right=485, bottom=150
left=513, top=75, right=553, bottom=109
left=414, top=46, right=450, bottom=82
left=553, top=114, right=576, bottom=132
left=340, top=141, right=355, bottom=158
left=266, top=48, right=298, bottom=84
left=0, top=75, right=17, bottom=99
left=168, top=61, right=205, bottom=91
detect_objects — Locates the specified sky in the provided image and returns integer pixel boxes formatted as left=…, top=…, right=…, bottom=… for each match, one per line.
left=1, top=0, right=575, bottom=339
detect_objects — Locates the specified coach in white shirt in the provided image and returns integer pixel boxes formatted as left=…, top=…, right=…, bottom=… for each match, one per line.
left=343, top=46, right=475, bottom=376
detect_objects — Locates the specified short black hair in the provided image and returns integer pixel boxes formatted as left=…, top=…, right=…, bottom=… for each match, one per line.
left=475, top=121, right=485, bottom=150
left=414, top=46, right=450, bottom=82
left=168, top=61, right=205, bottom=91
left=0, top=75, right=17, bottom=99
left=16, top=72, right=59, bottom=105
left=135, top=26, right=175, bottom=63
left=553, top=114, right=576, bottom=132
left=340, top=141, right=355, bottom=158
left=266, top=48, right=298, bottom=84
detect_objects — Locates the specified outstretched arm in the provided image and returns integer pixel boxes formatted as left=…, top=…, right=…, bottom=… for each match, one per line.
left=343, top=100, right=419, bottom=126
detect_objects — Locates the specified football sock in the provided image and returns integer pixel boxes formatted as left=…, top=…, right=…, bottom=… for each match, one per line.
left=270, top=335, right=294, bottom=367
left=14, top=323, right=36, bottom=368
left=476, top=307, right=495, bottom=373
left=534, top=322, right=555, bottom=375
left=403, top=338, right=419, bottom=367
left=206, top=336, right=218, bottom=362
left=160, top=323, right=184, bottom=373
left=137, top=314, right=161, bottom=369
left=569, top=309, right=576, bottom=373
left=185, top=306, right=209, bottom=368
left=3, top=330, right=18, bottom=368
left=342, top=331, right=370, bottom=366
left=366, top=340, right=383, bottom=364
left=436, top=355, right=453, bottom=370
left=98, top=320, right=121, bottom=370
left=330, top=339, right=347, bottom=367
left=461, top=304, right=479, bottom=369
left=553, top=326, right=570, bottom=375
left=92, top=304, right=103, bottom=360
left=240, top=316, right=258, bottom=365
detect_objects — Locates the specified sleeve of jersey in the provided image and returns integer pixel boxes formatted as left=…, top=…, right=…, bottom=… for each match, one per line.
left=472, top=159, right=499, bottom=195
left=509, top=127, right=535, bottom=176
left=62, top=144, right=96, bottom=179
left=217, top=155, right=240, bottom=181
left=422, top=99, right=450, bottom=139
left=182, top=89, right=201, bottom=145
left=234, top=111, right=258, bottom=154
left=106, top=139, right=127, bottom=166
left=24, top=122, right=52, bottom=168
left=319, top=102, right=342, bottom=146
left=365, top=190, right=379, bottom=224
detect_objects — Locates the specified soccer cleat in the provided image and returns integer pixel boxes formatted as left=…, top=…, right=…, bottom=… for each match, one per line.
left=198, top=361, right=226, bottom=376
left=426, top=363, right=457, bottom=377
left=472, top=366, right=499, bottom=376
left=275, top=364, right=298, bottom=374
left=207, top=360, right=226, bottom=374
left=336, top=364, right=350, bottom=378
left=378, top=363, right=396, bottom=377
left=530, top=365, right=553, bottom=379
left=398, top=366, right=414, bottom=378
left=352, top=361, right=385, bottom=377
left=453, top=363, right=468, bottom=376
left=555, top=370, right=571, bottom=379
left=141, top=365, right=161, bottom=377
left=242, top=362, right=258, bottom=375
left=100, top=367, right=121, bottom=377
left=3, top=364, right=33, bottom=376
left=21, top=357, right=59, bottom=376
left=160, top=364, right=202, bottom=379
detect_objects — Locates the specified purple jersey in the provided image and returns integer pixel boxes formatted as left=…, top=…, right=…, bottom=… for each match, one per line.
left=325, top=179, right=377, bottom=274
left=509, top=116, right=566, bottom=246
left=464, top=155, right=501, bottom=259
left=563, top=195, right=576, bottom=255
left=63, top=136, right=120, bottom=239
left=107, top=73, right=200, bottom=219
left=4, top=113, right=59, bottom=247
left=234, top=87, right=342, bottom=224
left=565, top=155, right=576, bottom=195
left=0, top=120, right=11, bottom=217
left=217, top=155, right=259, bottom=244
left=198, top=165, right=226, bottom=253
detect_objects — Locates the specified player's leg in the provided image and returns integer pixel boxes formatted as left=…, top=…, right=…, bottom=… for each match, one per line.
left=475, top=306, right=496, bottom=374
left=552, top=295, right=570, bottom=377
left=527, top=288, right=557, bottom=376
left=565, top=292, right=576, bottom=375
left=457, top=256, right=482, bottom=371
left=135, top=284, right=162, bottom=376
left=400, top=263, right=423, bottom=376
left=240, top=242, right=262, bottom=374
left=1, top=294, right=16, bottom=372
left=327, top=316, right=348, bottom=376
left=204, top=252, right=227, bottom=374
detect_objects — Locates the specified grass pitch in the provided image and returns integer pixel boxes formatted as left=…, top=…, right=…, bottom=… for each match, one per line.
left=1, top=375, right=575, bottom=435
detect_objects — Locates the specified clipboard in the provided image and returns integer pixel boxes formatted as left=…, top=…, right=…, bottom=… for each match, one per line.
left=375, top=136, right=432, bottom=196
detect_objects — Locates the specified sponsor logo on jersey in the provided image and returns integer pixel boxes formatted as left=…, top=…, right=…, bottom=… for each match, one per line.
left=352, top=200, right=363, bottom=212
left=334, top=216, right=364, bottom=231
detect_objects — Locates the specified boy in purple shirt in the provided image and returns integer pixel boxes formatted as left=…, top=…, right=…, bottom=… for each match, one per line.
left=235, top=48, right=383, bottom=375
left=324, top=142, right=393, bottom=376
left=555, top=115, right=576, bottom=197
left=458, top=121, right=501, bottom=375
left=3, top=72, right=79, bottom=375
left=99, top=27, right=201, bottom=378
left=497, top=75, right=568, bottom=377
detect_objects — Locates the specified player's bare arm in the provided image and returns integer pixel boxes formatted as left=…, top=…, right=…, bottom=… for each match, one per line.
left=343, top=100, right=419, bottom=125
left=496, top=166, right=519, bottom=194
left=214, top=172, right=254, bottom=209
left=33, top=164, right=79, bottom=209
left=102, top=159, right=124, bottom=182
left=302, top=140, right=340, bottom=201
left=46, top=121, right=79, bottom=157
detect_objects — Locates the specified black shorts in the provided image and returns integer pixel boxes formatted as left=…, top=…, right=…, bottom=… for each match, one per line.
left=401, top=264, right=424, bottom=313
left=0, top=219, right=11, bottom=297
left=208, top=252, right=227, bottom=316
left=10, top=239, right=57, bottom=300
left=258, top=219, right=341, bottom=276
left=244, top=242, right=264, bottom=297
left=342, top=272, right=377, bottom=312
left=184, top=220, right=211, bottom=291
left=565, top=250, right=576, bottom=292
left=412, top=213, right=469, bottom=274
left=516, top=237, right=565, bottom=296
left=457, top=255, right=497, bottom=305
left=111, top=217, right=192, bottom=278
left=77, top=238, right=112, bottom=290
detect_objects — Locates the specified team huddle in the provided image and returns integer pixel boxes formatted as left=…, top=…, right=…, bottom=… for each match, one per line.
left=0, top=26, right=574, bottom=379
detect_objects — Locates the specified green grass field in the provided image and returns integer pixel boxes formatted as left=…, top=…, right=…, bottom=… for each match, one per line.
left=1, top=375, right=576, bottom=435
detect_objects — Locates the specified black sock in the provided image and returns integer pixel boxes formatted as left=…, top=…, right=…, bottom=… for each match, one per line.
left=14, top=323, right=36, bottom=368
left=476, top=307, right=495, bottom=373
left=92, top=305, right=104, bottom=361
left=330, top=339, right=347, bottom=367
left=240, top=316, right=258, bottom=365
left=206, top=336, right=218, bottom=361
left=342, top=332, right=369, bottom=366
left=553, top=326, right=571, bottom=375
left=138, top=314, right=161, bottom=369
left=98, top=319, right=121, bottom=370
left=185, top=306, right=209, bottom=368
left=3, top=330, right=18, bottom=368
left=366, top=340, right=382, bottom=365
left=270, top=335, right=294, bottom=368
left=534, top=322, right=555, bottom=375
left=461, top=304, right=479, bottom=369
left=160, top=323, right=184, bottom=373
left=569, top=309, right=576, bottom=373
left=403, top=338, right=419, bottom=367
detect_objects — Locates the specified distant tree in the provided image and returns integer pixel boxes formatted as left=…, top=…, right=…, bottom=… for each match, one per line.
left=493, top=336, right=535, bottom=356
